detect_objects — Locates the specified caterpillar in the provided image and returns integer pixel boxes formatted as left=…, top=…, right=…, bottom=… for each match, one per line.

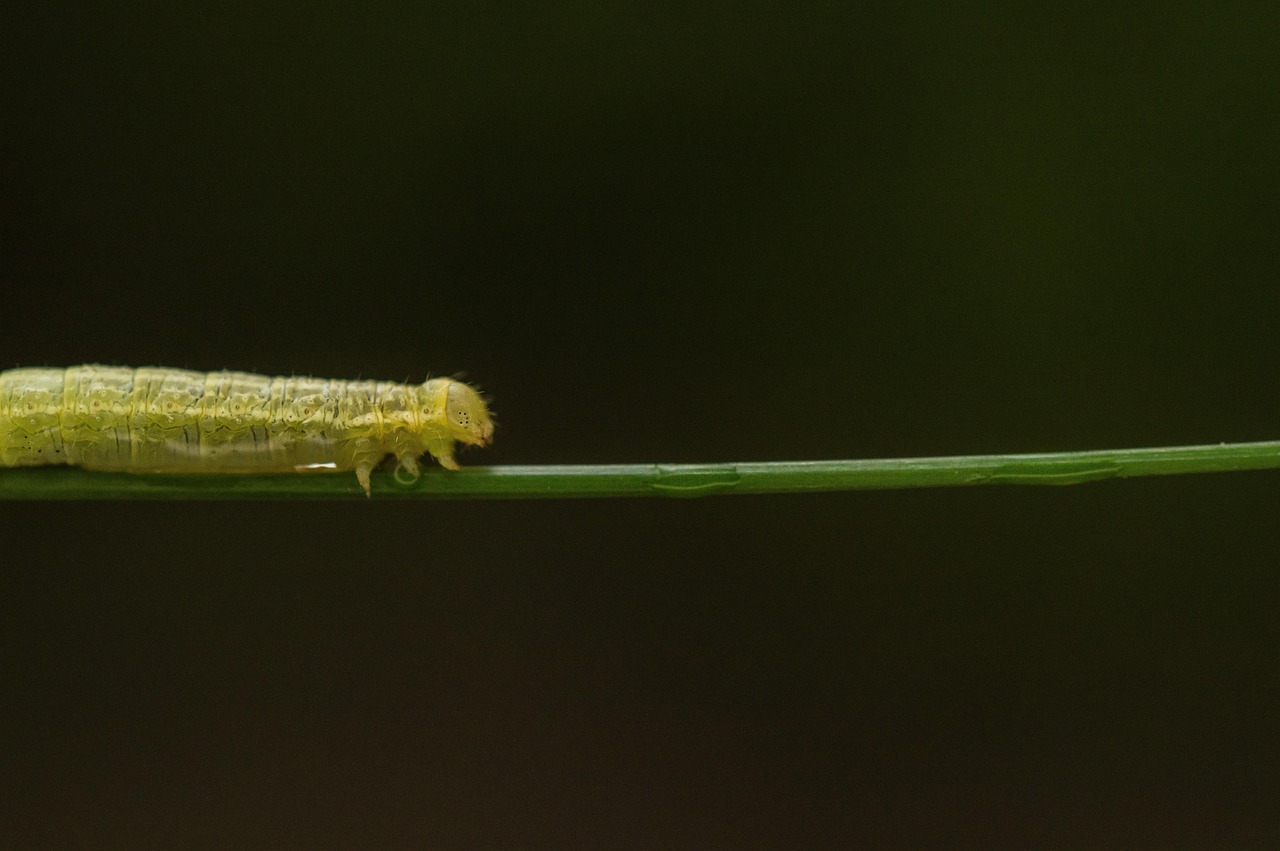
left=0, top=365, right=494, bottom=495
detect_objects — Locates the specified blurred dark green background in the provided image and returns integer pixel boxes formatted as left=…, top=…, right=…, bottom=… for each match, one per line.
left=2, top=3, right=1278, bottom=846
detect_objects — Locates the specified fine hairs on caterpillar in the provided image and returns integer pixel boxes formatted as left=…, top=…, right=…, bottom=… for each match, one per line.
left=0, top=365, right=494, bottom=495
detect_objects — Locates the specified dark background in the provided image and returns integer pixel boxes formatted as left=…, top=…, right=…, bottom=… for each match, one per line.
left=2, top=3, right=1278, bottom=846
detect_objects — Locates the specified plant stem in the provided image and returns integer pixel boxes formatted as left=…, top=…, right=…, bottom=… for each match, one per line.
left=2, top=439, right=1279, bottom=500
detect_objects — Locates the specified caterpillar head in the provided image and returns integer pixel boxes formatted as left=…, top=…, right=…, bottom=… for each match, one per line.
left=418, top=378, right=494, bottom=469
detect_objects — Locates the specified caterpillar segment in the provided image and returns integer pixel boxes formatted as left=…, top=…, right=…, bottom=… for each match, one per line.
left=0, top=365, right=494, bottom=495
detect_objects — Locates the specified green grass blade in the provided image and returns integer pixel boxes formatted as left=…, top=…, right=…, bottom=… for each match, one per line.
left=2, top=439, right=1279, bottom=499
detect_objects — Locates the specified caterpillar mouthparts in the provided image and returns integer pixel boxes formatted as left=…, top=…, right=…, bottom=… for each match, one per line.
left=0, top=365, right=494, bottom=496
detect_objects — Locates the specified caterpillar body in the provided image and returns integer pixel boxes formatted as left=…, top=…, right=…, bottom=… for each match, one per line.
left=0, top=365, right=494, bottom=495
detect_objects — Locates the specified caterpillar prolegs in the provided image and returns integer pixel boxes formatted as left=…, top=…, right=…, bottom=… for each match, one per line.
left=0, top=365, right=494, bottom=495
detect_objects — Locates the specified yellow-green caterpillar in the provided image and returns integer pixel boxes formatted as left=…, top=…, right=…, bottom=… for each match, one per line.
left=0, top=365, right=494, bottom=495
